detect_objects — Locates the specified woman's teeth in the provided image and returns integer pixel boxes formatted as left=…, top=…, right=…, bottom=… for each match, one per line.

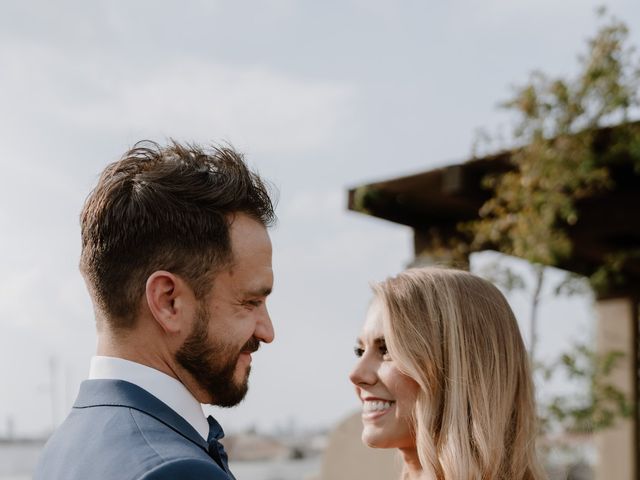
left=363, top=400, right=394, bottom=412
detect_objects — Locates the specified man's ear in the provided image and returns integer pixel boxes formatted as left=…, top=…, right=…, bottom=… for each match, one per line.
left=145, top=271, right=193, bottom=334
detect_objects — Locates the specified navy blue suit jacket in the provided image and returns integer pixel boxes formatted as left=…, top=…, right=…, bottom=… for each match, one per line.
left=34, top=379, right=234, bottom=479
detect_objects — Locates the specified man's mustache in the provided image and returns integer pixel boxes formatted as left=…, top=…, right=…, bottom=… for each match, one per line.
left=240, top=337, right=261, bottom=354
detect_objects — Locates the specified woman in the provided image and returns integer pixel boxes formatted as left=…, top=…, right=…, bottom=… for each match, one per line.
left=349, top=267, right=546, bottom=480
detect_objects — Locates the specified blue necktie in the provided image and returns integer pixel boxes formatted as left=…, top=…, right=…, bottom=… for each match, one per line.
left=207, top=415, right=236, bottom=480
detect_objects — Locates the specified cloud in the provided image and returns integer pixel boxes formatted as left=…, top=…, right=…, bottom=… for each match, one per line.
left=0, top=41, right=354, bottom=156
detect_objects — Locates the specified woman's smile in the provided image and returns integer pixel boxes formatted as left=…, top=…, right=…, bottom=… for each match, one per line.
left=361, top=398, right=396, bottom=420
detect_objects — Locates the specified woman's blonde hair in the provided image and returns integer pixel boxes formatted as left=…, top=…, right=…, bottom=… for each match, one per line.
left=373, top=267, right=546, bottom=480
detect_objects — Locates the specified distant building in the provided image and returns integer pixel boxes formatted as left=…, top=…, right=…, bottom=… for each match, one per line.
left=221, top=431, right=291, bottom=462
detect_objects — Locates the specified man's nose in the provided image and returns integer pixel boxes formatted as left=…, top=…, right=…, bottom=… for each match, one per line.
left=255, top=305, right=275, bottom=344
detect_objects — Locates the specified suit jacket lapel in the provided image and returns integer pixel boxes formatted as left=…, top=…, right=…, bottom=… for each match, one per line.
left=74, top=379, right=210, bottom=452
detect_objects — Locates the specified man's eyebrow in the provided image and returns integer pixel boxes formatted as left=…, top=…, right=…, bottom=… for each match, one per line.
left=245, top=287, right=272, bottom=297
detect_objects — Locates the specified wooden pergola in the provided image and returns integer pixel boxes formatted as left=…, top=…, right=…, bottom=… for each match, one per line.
left=347, top=124, right=640, bottom=480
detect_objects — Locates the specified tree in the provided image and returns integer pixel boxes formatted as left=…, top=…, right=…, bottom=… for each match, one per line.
left=469, top=7, right=638, bottom=453
left=469, top=7, right=640, bottom=294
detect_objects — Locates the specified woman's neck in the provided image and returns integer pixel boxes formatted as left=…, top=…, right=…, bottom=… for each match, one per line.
left=398, top=447, right=434, bottom=480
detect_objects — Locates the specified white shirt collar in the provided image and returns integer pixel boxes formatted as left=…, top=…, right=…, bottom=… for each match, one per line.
left=89, top=355, right=209, bottom=441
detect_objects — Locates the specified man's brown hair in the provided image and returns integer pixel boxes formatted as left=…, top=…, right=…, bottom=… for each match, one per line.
left=79, top=140, right=276, bottom=330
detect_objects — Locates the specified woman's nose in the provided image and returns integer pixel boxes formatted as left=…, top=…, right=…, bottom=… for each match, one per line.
left=349, top=355, right=377, bottom=387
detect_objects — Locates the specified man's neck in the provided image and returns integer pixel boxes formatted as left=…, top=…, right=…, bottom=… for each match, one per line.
left=97, top=328, right=177, bottom=378
left=96, top=331, right=210, bottom=404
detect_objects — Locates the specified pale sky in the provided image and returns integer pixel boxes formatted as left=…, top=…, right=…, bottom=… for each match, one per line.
left=1, top=0, right=639, bottom=436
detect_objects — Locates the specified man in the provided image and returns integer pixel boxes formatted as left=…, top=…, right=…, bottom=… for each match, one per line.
left=35, top=141, right=276, bottom=479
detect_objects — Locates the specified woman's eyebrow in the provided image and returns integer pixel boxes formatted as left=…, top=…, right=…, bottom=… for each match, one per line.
left=355, top=336, right=386, bottom=346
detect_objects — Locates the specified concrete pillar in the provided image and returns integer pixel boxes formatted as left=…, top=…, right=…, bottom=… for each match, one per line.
left=594, top=297, right=638, bottom=480
left=317, top=412, right=402, bottom=480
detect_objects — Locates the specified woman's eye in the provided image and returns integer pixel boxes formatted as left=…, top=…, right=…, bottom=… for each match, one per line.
left=379, top=344, right=391, bottom=359
left=354, top=347, right=364, bottom=358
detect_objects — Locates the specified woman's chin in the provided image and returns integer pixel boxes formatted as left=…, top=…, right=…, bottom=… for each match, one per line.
left=361, top=430, right=395, bottom=449
left=362, top=435, right=385, bottom=449
left=362, top=427, right=415, bottom=450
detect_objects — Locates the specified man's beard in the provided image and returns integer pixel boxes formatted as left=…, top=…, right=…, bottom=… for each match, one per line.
left=175, top=303, right=260, bottom=407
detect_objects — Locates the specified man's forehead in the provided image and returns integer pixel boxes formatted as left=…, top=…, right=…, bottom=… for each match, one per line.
left=211, top=261, right=272, bottom=295
left=228, top=213, right=271, bottom=245
left=229, top=262, right=273, bottom=293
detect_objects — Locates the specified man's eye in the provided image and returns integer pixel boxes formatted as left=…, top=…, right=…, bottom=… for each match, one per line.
left=353, top=347, right=364, bottom=358
left=245, top=300, right=263, bottom=308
